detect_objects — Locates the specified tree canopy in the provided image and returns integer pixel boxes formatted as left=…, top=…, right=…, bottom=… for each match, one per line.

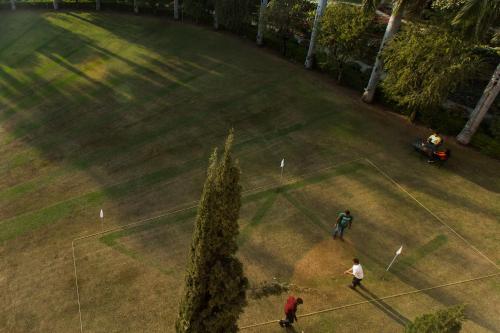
left=176, top=131, right=248, bottom=333
left=381, top=24, right=478, bottom=120
left=452, top=0, right=500, bottom=41
left=318, top=3, right=373, bottom=81
left=265, top=0, right=315, bottom=42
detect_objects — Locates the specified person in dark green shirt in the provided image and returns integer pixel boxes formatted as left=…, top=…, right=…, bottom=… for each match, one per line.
left=333, top=210, right=353, bottom=240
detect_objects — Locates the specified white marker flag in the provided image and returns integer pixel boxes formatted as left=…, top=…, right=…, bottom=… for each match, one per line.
left=100, top=209, right=104, bottom=219
left=280, top=158, right=285, bottom=168
left=386, top=244, right=403, bottom=271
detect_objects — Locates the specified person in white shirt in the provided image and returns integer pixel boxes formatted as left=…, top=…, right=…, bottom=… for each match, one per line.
left=427, top=132, right=443, bottom=147
left=344, top=258, right=364, bottom=290
left=426, top=132, right=443, bottom=163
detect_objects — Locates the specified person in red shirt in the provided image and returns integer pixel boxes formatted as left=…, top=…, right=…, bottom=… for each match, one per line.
left=279, top=296, right=303, bottom=327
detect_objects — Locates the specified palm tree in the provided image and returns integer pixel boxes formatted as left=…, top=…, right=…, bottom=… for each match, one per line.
left=304, top=0, right=328, bottom=69
left=214, top=4, right=219, bottom=29
left=96, top=0, right=101, bottom=10
left=361, top=0, right=428, bottom=103
left=53, top=0, right=58, bottom=10
left=174, top=0, right=180, bottom=19
left=455, top=0, right=500, bottom=144
left=257, top=0, right=269, bottom=45
left=10, top=0, right=16, bottom=10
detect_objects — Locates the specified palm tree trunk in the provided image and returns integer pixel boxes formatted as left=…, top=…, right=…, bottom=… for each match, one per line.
left=305, top=0, right=328, bottom=69
left=96, top=0, right=101, bottom=10
left=256, top=0, right=268, bottom=45
left=53, top=0, right=58, bottom=10
left=457, top=62, right=500, bottom=144
left=213, top=7, right=219, bottom=29
left=361, top=5, right=403, bottom=103
left=174, top=0, right=179, bottom=19
left=10, top=0, right=16, bottom=10
left=133, top=0, right=138, bottom=13
left=337, top=64, right=343, bottom=82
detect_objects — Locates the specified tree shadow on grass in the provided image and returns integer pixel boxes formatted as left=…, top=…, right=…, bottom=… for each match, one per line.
left=0, top=12, right=235, bottom=247
left=286, top=165, right=499, bottom=332
left=1, top=11, right=499, bottom=332
left=358, top=237, right=499, bottom=332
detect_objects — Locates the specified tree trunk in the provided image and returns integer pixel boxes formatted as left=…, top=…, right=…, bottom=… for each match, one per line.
left=174, top=0, right=179, bottom=19
left=457, top=62, right=500, bottom=145
left=336, top=57, right=343, bottom=82
left=361, top=6, right=403, bottom=103
left=409, top=110, right=417, bottom=123
left=133, top=0, right=138, bottom=13
left=96, top=0, right=100, bottom=10
left=53, top=0, right=58, bottom=10
left=10, top=0, right=15, bottom=10
left=213, top=7, right=219, bottom=29
left=256, top=0, right=268, bottom=45
left=305, top=0, right=328, bottom=69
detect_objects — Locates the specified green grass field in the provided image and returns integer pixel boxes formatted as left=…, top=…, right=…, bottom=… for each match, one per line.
left=1, top=11, right=499, bottom=333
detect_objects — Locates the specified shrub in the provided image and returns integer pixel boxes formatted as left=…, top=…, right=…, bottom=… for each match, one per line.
left=249, top=280, right=290, bottom=299
left=471, top=132, right=500, bottom=159
left=184, top=0, right=213, bottom=23
left=405, top=305, right=466, bottom=333
left=216, top=0, right=258, bottom=34
left=265, top=0, right=315, bottom=56
left=420, top=107, right=467, bottom=135
left=489, top=115, right=500, bottom=139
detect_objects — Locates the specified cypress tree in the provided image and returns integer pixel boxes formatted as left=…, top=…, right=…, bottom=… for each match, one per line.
left=405, top=305, right=466, bottom=333
left=176, top=131, right=248, bottom=333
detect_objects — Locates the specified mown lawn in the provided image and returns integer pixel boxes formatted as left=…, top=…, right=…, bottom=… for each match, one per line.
left=0, top=11, right=499, bottom=333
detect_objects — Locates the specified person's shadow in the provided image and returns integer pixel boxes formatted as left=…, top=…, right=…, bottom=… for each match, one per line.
left=354, top=285, right=410, bottom=327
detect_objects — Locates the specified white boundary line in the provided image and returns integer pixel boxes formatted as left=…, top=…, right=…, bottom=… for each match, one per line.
left=240, top=272, right=500, bottom=330
left=70, top=157, right=365, bottom=332
left=70, top=204, right=199, bottom=333
left=71, top=157, right=366, bottom=243
left=365, top=158, right=499, bottom=271
left=1, top=114, right=339, bottom=226
left=70, top=157, right=499, bottom=332
left=71, top=240, right=84, bottom=333
left=239, top=159, right=500, bottom=330
left=0, top=134, right=273, bottom=226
